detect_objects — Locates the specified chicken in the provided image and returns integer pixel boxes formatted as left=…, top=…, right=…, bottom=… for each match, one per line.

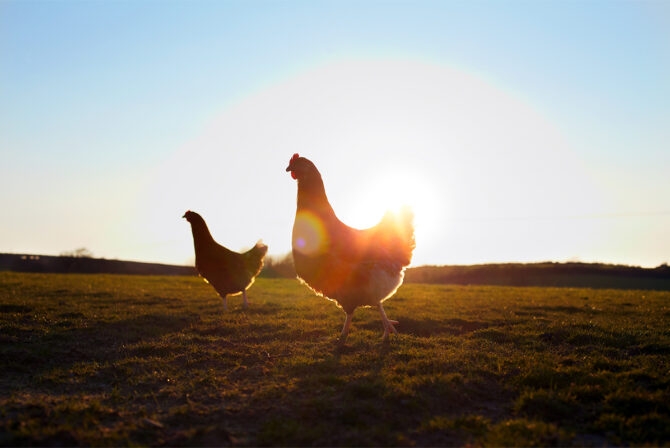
left=183, top=210, right=268, bottom=311
left=286, top=154, right=415, bottom=344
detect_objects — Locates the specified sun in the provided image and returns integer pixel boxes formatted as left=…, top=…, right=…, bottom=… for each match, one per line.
left=332, top=163, right=442, bottom=266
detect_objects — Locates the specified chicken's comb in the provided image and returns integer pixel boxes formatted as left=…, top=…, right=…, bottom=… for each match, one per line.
left=291, top=153, right=300, bottom=162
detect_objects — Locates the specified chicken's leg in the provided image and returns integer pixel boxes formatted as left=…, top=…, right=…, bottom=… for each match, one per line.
left=222, top=295, right=228, bottom=312
left=339, top=312, right=354, bottom=345
left=378, top=303, right=399, bottom=341
left=242, top=290, right=249, bottom=309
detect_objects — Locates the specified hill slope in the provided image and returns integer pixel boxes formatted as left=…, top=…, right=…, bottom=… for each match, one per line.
left=405, top=262, right=670, bottom=290
left=0, top=253, right=195, bottom=276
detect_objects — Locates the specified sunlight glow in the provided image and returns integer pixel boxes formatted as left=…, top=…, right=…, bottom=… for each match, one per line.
left=140, top=58, right=611, bottom=266
left=334, top=163, right=442, bottom=267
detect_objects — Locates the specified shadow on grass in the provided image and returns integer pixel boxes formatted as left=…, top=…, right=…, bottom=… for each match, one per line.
left=390, top=317, right=490, bottom=337
left=252, top=336, right=512, bottom=447
left=0, top=313, right=198, bottom=393
left=0, top=304, right=34, bottom=314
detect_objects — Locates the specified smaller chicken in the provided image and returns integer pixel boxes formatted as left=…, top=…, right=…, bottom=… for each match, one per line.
left=183, top=210, right=268, bottom=310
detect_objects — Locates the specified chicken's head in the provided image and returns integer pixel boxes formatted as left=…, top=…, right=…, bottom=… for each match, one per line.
left=286, top=153, right=319, bottom=181
left=286, top=153, right=301, bottom=179
left=182, top=210, right=200, bottom=222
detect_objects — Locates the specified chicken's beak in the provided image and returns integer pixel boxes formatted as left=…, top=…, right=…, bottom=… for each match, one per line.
left=286, top=165, right=297, bottom=179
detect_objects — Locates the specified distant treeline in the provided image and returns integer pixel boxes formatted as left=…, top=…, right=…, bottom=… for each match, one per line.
left=0, top=253, right=195, bottom=276
left=260, top=254, right=670, bottom=291
left=404, top=262, right=670, bottom=291
left=2, top=252, right=669, bottom=291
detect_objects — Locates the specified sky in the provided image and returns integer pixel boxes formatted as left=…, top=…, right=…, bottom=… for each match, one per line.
left=1, top=0, right=669, bottom=268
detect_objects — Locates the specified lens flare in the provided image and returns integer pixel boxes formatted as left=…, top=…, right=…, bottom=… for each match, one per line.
left=292, top=210, right=329, bottom=256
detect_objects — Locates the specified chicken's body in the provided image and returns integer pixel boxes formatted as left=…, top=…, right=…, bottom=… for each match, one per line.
left=183, top=211, right=267, bottom=310
left=286, top=154, right=415, bottom=343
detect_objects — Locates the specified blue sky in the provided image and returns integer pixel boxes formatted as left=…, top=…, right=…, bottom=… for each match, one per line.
left=1, top=0, right=668, bottom=267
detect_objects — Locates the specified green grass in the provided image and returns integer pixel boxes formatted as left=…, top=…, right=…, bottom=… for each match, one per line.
left=1, top=272, right=669, bottom=446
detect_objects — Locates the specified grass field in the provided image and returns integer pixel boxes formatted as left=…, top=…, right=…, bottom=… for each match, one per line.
left=1, top=272, right=669, bottom=446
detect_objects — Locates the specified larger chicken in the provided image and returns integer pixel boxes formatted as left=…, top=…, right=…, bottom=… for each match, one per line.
left=183, top=210, right=268, bottom=311
left=286, top=154, right=415, bottom=344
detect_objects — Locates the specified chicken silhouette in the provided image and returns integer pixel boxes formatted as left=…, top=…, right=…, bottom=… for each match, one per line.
left=286, top=154, right=415, bottom=344
left=183, top=210, right=267, bottom=311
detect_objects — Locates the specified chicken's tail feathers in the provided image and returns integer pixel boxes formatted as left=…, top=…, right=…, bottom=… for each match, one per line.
left=398, top=205, right=417, bottom=263
left=254, top=240, right=269, bottom=255
left=243, top=240, right=269, bottom=277
left=397, top=205, right=414, bottom=233
left=384, top=205, right=415, bottom=240
left=246, top=240, right=268, bottom=262
left=381, top=205, right=416, bottom=266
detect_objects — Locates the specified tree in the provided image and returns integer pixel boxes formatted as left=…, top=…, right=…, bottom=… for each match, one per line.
left=60, top=247, right=93, bottom=258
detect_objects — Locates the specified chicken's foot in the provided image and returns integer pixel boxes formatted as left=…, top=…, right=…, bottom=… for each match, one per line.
left=378, top=303, right=398, bottom=341
left=338, top=312, right=354, bottom=345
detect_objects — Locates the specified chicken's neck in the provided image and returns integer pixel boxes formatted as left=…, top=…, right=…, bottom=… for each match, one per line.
left=296, top=176, right=335, bottom=218
left=191, top=221, right=215, bottom=251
